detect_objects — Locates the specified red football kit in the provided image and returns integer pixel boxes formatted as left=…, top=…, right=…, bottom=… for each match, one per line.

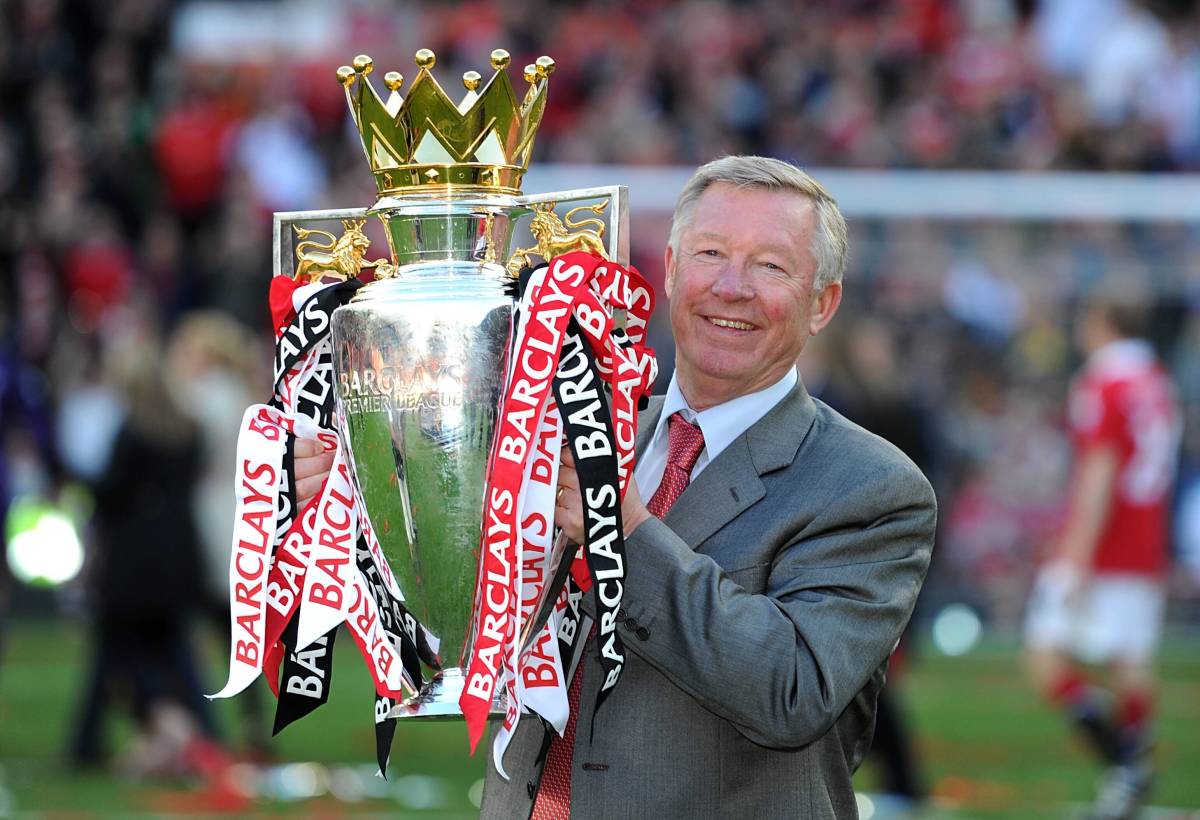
left=1066, top=340, right=1181, bottom=575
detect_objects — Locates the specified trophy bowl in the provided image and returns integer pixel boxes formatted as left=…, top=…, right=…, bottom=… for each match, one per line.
left=331, top=197, right=522, bottom=718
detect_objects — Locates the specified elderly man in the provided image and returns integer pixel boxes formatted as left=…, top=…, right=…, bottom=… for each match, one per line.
left=478, top=155, right=936, bottom=819
left=296, top=155, right=935, bottom=818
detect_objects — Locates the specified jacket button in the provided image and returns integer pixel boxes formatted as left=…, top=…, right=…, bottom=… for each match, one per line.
left=635, top=626, right=650, bottom=641
left=617, top=607, right=627, bottom=621
left=624, top=617, right=639, bottom=630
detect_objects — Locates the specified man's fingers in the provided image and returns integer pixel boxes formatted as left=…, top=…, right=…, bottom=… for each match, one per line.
left=557, top=462, right=578, bottom=491
left=294, top=437, right=325, bottom=458
left=295, top=448, right=335, bottom=481
left=560, top=445, right=575, bottom=468
left=554, top=489, right=585, bottom=543
left=293, top=441, right=335, bottom=508
left=295, top=474, right=326, bottom=507
left=555, top=477, right=578, bottom=509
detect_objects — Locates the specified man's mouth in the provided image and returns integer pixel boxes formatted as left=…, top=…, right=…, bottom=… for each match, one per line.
left=705, top=316, right=756, bottom=331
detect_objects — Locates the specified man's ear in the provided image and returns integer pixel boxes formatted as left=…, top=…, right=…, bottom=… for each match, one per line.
left=809, top=281, right=843, bottom=337
left=663, top=244, right=676, bottom=298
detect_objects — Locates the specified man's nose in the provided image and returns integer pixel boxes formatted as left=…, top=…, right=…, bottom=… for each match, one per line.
left=710, top=264, right=754, bottom=300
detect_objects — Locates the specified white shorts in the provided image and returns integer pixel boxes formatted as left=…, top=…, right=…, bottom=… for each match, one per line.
left=1023, top=564, right=1165, bottom=664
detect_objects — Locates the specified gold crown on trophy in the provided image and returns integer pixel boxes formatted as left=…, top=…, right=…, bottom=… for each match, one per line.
left=337, top=49, right=554, bottom=198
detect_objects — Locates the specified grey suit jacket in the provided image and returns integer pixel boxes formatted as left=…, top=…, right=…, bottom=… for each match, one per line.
left=481, top=380, right=936, bottom=819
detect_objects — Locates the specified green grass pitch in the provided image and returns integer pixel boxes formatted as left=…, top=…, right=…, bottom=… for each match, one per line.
left=1, top=619, right=1196, bottom=817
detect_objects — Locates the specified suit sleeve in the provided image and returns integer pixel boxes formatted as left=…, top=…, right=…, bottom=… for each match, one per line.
left=611, top=461, right=936, bottom=749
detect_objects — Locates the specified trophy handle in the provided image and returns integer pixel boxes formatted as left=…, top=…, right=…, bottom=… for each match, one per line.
left=273, top=206, right=371, bottom=281
left=514, top=185, right=630, bottom=268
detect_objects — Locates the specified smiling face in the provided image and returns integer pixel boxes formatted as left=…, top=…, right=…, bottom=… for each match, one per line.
left=664, top=182, right=843, bottom=410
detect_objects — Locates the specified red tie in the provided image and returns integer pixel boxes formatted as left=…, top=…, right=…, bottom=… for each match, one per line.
left=532, top=412, right=705, bottom=818
left=646, top=412, right=706, bottom=519
left=530, top=646, right=585, bottom=820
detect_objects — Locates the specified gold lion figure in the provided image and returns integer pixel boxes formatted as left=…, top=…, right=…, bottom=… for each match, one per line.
left=506, top=200, right=609, bottom=276
left=293, top=218, right=395, bottom=283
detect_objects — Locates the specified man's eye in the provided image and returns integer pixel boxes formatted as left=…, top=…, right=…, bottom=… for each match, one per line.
left=762, top=261, right=785, bottom=273
left=699, top=249, right=721, bottom=257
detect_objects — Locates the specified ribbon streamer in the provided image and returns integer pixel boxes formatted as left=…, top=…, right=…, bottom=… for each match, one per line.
left=220, top=253, right=656, bottom=777
left=462, top=252, right=657, bottom=762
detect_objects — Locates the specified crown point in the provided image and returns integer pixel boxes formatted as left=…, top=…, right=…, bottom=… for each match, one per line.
left=462, top=71, right=482, bottom=91
left=523, top=64, right=537, bottom=84
left=384, top=71, right=404, bottom=91
left=415, top=49, right=436, bottom=69
left=353, top=54, right=373, bottom=75
left=336, top=65, right=355, bottom=86
left=535, top=56, right=556, bottom=77
left=490, top=49, right=511, bottom=70
left=424, top=168, right=440, bottom=183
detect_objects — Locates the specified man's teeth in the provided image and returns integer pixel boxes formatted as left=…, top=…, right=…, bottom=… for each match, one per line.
left=707, top=317, right=754, bottom=330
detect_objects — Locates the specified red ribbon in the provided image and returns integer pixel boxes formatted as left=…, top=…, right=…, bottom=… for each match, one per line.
left=460, top=252, right=656, bottom=753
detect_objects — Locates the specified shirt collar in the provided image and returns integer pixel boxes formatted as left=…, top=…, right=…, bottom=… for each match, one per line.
left=1087, top=338, right=1155, bottom=375
left=653, top=367, right=798, bottom=463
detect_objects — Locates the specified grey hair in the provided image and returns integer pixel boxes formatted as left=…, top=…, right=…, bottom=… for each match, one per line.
left=668, top=155, right=849, bottom=289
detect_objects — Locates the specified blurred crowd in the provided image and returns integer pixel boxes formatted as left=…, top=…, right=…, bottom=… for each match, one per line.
left=2, top=0, right=1200, bottom=777
left=811, top=220, right=1200, bottom=625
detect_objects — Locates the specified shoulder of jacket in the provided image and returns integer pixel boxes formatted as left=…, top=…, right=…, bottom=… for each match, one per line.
left=805, top=398, right=927, bottom=484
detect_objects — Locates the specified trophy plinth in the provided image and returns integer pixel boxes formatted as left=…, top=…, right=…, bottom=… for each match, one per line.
left=393, top=669, right=473, bottom=719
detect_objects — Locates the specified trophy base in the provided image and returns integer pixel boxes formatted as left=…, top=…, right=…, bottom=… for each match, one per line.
left=388, top=668, right=507, bottom=720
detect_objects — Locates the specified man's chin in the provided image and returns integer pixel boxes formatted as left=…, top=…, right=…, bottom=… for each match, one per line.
left=676, top=363, right=761, bottom=405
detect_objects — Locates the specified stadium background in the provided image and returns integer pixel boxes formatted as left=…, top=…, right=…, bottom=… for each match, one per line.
left=1, top=0, right=1199, bottom=817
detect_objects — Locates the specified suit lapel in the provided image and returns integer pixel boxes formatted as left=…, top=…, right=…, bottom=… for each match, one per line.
left=663, top=380, right=818, bottom=550
left=663, top=435, right=765, bottom=549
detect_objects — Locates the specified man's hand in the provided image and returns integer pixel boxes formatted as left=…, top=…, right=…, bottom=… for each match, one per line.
left=621, top=474, right=652, bottom=536
left=294, top=438, right=335, bottom=508
left=554, top=446, right=652, bottom=543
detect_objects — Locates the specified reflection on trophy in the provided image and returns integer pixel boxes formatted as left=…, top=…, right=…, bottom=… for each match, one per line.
left=280, top=48, right=628, bottom=719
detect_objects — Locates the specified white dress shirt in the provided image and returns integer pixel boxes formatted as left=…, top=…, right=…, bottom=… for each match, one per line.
left=634, top=367, right=798, bottom=498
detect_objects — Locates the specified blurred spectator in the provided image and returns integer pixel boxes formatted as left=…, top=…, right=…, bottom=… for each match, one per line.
left=804, top=317, right=930, bottom=806
left=152, top=77, right=242, bottom=226
left=1033, top=0, right=1124, bottom=77
left=69, top=339, right=225, bottom=776
left=232, top=100, right=328, bottom=214
left=942, top=238, right=1027, bottom=347
left=53, top=345, right=123, bottom=483
left=166, top=312, right=262, bottom=611
left=0, top=321, right=60, bottom=661
left=809, top=316, right=930, bottom=467
left=166, top=311, right=270, bottom=755
left=1177, top=474, right=1200, bottom=587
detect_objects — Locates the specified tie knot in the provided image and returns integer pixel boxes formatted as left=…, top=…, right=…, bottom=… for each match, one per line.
left=666, top=412, right=706, bottom=475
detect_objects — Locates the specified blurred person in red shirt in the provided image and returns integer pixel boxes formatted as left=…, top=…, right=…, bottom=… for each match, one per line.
left=153, top=84, right=241, bottom=226
left=1023, top=286, right=1181, bottom=820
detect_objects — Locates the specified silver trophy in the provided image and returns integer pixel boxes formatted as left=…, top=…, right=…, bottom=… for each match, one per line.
left=271, top=49, right=627, bottom=718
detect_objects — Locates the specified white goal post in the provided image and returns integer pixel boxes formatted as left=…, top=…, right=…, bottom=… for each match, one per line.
left=526, top=165, right=1200, bottom=222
